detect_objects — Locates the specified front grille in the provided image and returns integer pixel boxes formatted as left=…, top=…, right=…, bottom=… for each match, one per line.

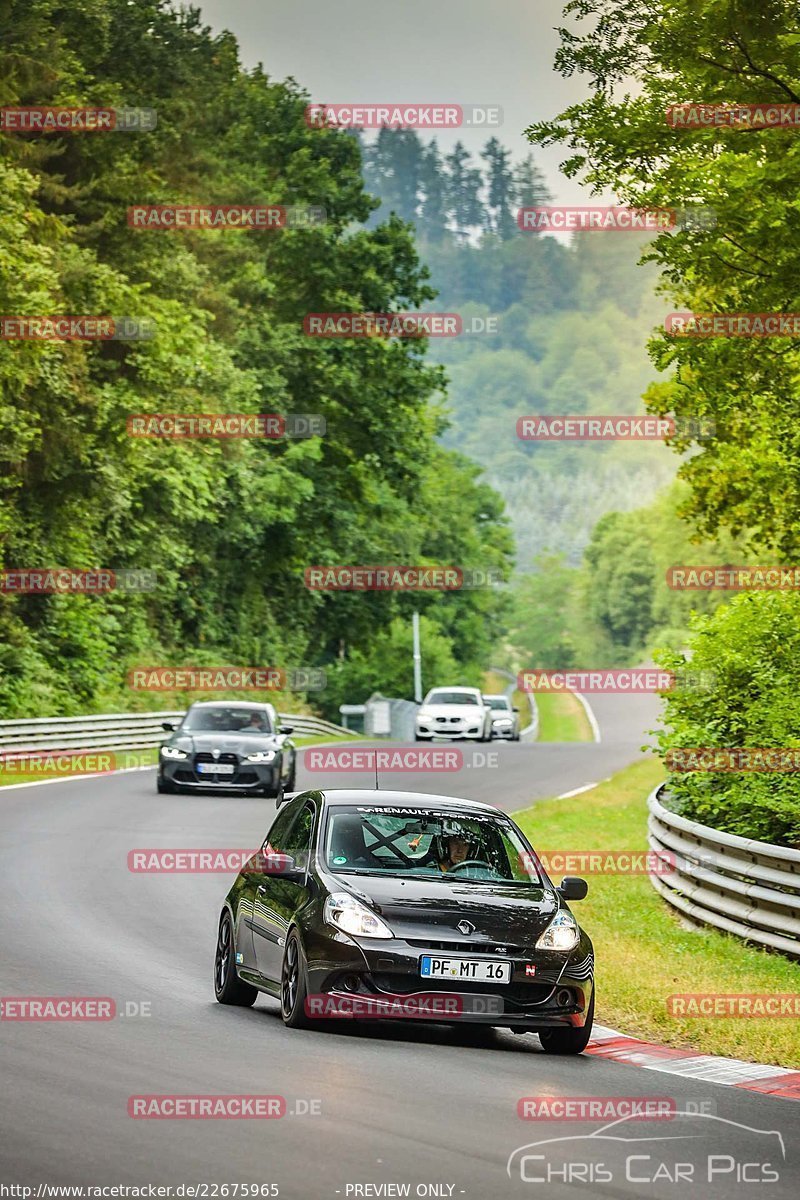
left=406, top=939, right=525, bottom=955
left=195, top=752, right=238, bottom=765
left=370, top=974, right=559, bottom=1006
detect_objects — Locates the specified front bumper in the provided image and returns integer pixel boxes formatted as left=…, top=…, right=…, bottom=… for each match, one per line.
left=490, top=723, right=517, bottom=740
left=416, top=725, right=484, bottom=740
left=160, top=755, right=280, bottom=791
left=302, top=928, right=594, bottom=1028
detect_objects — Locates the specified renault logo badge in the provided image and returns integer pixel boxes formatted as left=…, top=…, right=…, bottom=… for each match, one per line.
left=457, top=920, right=474, bottom=936
left=212, top=749, right=220, bottom=760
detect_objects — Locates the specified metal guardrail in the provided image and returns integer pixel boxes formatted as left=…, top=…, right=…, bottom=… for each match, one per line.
left=0, top=710, right=350, bottom=756
left=647, top=783, right=800, bottom=958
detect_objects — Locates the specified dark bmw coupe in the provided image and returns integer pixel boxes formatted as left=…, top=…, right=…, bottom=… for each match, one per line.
left=158, top=701, right=296, bottom=797
left=214, top=788, right=595, bottom=1053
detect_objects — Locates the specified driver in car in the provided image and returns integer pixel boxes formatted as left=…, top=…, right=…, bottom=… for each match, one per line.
left=439, top=833, right=471, bottom=872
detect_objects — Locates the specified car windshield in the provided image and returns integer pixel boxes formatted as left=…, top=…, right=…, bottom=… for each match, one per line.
left=181, top=707, right=273, bottom=733
left=425, top=690, right=479, bottom=706
left=323, top=807, right=543, bottom=886
left=484, top=696, right=510, bottom=710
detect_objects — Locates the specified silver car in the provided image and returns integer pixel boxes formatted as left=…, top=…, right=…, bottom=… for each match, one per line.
left=483, top=693, right=521, bottom=741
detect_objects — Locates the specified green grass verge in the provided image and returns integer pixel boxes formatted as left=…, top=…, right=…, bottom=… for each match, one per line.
left=535, top=689, right=593, bottom=742
left=514, top=756, right=800, bottom=1069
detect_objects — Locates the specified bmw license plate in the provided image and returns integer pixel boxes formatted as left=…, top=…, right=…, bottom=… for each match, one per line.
left=420, top=956, right=511, bottom=984
left=196, top=763, right=235, bottom=775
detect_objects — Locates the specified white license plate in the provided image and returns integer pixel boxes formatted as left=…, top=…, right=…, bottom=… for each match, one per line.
left=197, top=762, right=236, bottom=775
left=420, top=956, right=511, bottom=984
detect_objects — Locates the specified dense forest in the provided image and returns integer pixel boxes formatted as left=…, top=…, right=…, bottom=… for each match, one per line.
left=0, top=0, right=513, bottom=717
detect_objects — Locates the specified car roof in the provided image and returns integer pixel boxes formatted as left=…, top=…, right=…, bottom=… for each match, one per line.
left=426, top=687, right=481, bottom=695
left=482, top=693, right=508, bottom=700
left=186, top=700, right=275, bottom=710
left=296, top=788, right=503, bottom=817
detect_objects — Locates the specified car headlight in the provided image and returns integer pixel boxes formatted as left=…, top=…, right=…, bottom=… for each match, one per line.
left=416, top=711, right=431, bottom=722
left=324, top=892, right=393, bottom=939
left=535, top=910, right=580, bottom=952
left=160, top=745, right=188, bottom=760
left=245, top=750, right=277, bottom=763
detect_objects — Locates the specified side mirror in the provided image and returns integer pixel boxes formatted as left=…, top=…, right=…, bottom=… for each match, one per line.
left=557, top=876, right=588, bottom=901
left=254, top=851, right=304, bottom=882
left=512, top=706, right=519, bottom=713
left=162, top=722, right=175, bottom=731
left=279, top=725, right=294, bottom=735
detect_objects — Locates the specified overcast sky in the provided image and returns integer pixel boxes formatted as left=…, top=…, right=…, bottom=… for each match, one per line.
left=193, top=0, right=598, bottom=204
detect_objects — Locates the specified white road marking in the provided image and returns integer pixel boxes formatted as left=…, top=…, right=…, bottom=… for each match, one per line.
left=557, top=781, right=598, bottom=799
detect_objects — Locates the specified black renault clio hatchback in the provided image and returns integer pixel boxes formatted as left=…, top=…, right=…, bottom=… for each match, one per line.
left=214, top=789, right=594, bottom=1053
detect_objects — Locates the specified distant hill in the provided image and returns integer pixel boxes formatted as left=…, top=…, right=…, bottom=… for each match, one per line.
left=358, top=130, right=677, bottom=567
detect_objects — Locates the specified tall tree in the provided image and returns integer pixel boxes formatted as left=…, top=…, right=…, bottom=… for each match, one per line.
left=526, top=0, right=800, bottom=555
left=481, top=136, right=517, bottom=240
left=444, top=142, right=484, bottom=242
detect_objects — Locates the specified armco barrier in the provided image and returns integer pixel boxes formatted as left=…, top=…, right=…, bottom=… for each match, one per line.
left=0, top=710, right=350, bottom=756
left=647, top=783, right=800, bottom=958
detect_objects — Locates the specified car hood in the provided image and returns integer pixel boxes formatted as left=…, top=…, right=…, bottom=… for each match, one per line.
left=167, top=731, right=284, bottom=754
left=419, top=703, right=485, bottom=718
left=334, top=872, right=558, bottom=945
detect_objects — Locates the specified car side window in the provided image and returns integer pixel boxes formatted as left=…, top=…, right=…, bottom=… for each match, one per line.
left=262, top=800, right=303, bottom=854
left=282, top=804, right=314, bottom=871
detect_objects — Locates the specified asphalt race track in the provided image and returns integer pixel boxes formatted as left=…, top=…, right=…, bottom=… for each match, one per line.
left=2, top=691, right=798, bottom=1197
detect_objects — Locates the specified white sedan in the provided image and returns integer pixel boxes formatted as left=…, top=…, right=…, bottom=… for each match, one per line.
left=414, top=686, right=493, bottom=742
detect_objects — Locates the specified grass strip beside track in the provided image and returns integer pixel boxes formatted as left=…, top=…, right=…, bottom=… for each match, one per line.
left=514, top=756, right=800, bottom=1069
left=534, top=689, right=593, bottom=742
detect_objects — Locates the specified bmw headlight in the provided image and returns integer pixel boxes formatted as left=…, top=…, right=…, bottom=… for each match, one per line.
left=416, top=710, right=431, bottom=723
left=160, top=745, right=188, bottom=760
left=535, top=909, right=580, bottom=952
left=245, top=750, right=277, bottom=763
left=324, top=892, right=393, bottom=939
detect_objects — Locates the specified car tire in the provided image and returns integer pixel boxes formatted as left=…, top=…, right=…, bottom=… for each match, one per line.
left=214, top=911, right=257, bottom=1007
left=537, top=991, right=594, bottom=1055
left=280, top=929, right=313, bottom=1029
left=284, top=758, right=296, bottom=792
left=157, top=776, right=176, bottom=794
